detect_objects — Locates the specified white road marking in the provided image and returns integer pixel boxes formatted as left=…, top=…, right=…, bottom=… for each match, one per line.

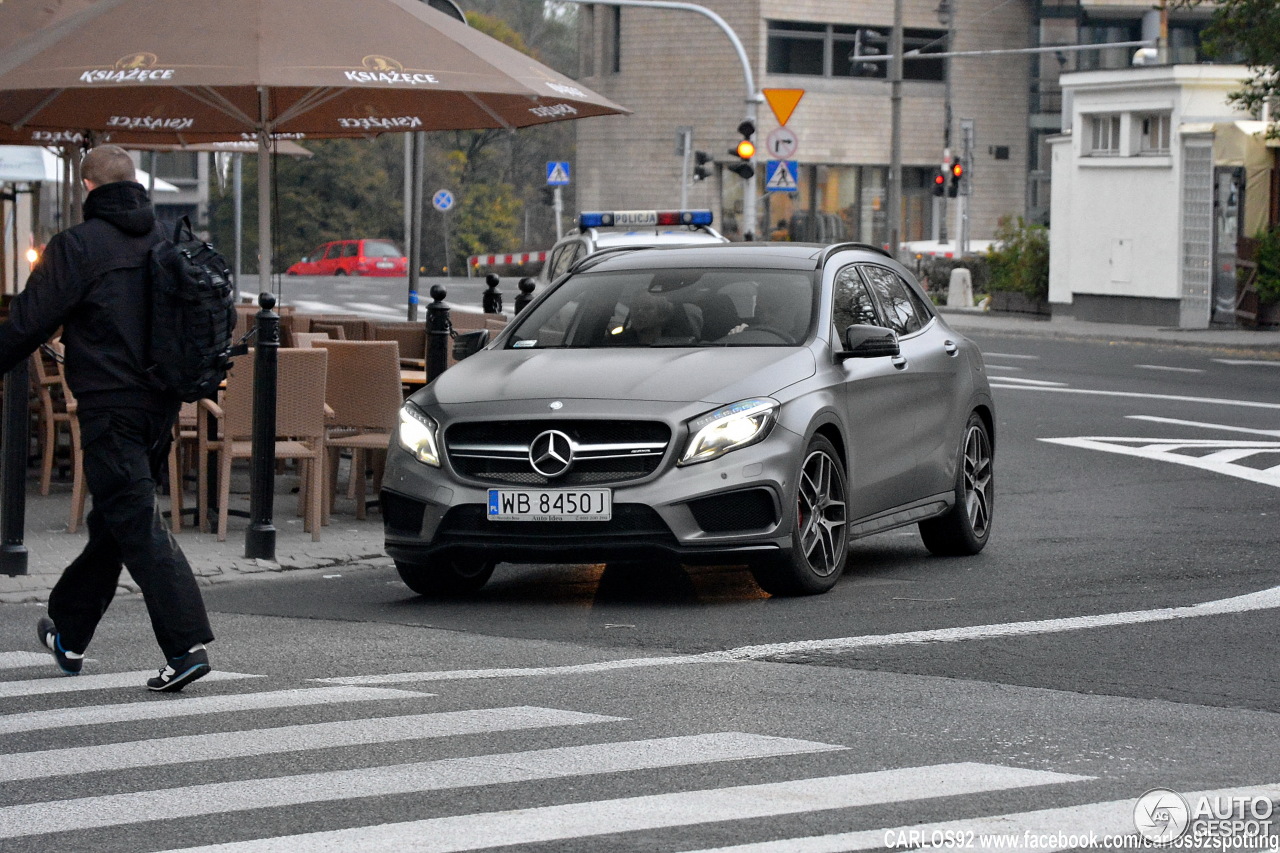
left=983, top=353, right=1041, bottom=360
left=988, top=383, right=1280, bottom=410
left=986, top=364, right=1024, bottom=372
left=0, top=670, right=260, bottom=699
left=1041, top=436, right=1280, bottom=488
left=677, top=782, right=1280, bottom=853
left=0, top=651, right=55, bottom=670
left=1, top=707, right=621, bottom=781
left=984, top=376, right=1066, bottom=387
left=1134, top=364, right=1205, bottom=374
left=0, top=686, right=427, bottom=735
left=1213, top=358, right=1280, bottom=367
left=322, top=583, right=1280, bottom=685
left=154, top=763, right=1088, bottom=853
left=0, top=733, right=841, bottom=838
left=1126, top=415, right=1280, bottom=438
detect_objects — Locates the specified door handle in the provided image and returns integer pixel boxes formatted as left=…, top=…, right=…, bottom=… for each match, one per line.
left=892, top=356, right=908, bottom=370
left=944, top=340, right=959, bottom=356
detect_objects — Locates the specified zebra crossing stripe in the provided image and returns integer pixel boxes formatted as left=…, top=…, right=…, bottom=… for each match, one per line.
left=1, top=706, right=620, bottom=781
left=152, top=763, right=1089, bottom=853
left=0, top=686, right=429, bottom=735
left=0, top=651, right=54, bottom=670
left=0, top=670, right=259, bottom=699
left=675, top=781, right=1280, bottom=852
left=0, top=732, right=842, bottom=838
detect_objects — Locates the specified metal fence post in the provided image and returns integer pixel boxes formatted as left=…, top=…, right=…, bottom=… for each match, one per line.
left=514, top=277, right=536, bottom=314
left=245, top=292, right=279, bottom=560
left=426, top=284, right=450, bottom=382
left=0, top=357, right=28, bottom=576
left=482, top=273, right=503, bottom=314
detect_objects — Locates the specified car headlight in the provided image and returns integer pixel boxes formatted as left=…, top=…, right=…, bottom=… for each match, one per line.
left=679, top=398, right=779, bottom=466
left=397, top=404, right=441, bottom=467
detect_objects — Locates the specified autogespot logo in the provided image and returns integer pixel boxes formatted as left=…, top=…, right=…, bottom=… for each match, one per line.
left=1134, top=788, right=1191, bottom=843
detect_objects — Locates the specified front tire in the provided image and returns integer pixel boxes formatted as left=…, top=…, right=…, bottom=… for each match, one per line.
left=751, top=435, right=848, bottom=596
left=396, top=558, right=495, bottom=596
left=919, top=412, right=993, bottom=556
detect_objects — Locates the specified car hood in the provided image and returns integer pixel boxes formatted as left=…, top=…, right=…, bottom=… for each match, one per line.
left=429, top=347, right=817, bottom=406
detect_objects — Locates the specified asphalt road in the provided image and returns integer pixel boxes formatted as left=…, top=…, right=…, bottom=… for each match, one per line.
left=2, top=330, right=1278, bottom=852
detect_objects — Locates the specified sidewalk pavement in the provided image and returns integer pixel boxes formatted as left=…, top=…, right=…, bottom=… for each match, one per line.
left=3, top=308, right=1276, bottom=604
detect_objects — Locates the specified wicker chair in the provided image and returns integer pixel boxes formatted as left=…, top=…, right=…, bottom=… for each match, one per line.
left=289, top=332, right=333, bottom=349
left=29, top=347, right=72, bottom=496
left=372, top=322, right=427, bottom=366
left=314, top=340, right=403, bottom=520
left=166, top=401, right=200, bottom=532
left=197, top=348, right=330, bottom=541
left=54, top=359, right=87, bottom=533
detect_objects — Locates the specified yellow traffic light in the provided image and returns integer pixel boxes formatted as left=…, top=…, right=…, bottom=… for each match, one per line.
left=736, top=139, right=756, bottom=159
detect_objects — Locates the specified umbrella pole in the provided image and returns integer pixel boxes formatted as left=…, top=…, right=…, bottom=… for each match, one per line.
left=257, top=120, right=272, bottom=295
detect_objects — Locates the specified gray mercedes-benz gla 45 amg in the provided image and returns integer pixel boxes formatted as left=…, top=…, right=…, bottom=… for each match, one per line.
left=382, top=242, right=994, bottom=596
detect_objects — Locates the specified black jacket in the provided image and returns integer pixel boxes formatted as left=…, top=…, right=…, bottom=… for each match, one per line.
left=0, top=181, right=174, bottom=413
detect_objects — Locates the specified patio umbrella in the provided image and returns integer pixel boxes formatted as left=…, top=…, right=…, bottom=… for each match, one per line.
left=0, top=0, right=628, bottom=280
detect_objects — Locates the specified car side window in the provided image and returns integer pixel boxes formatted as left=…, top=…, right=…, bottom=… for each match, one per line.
left=549, top=242, right=584, bottom=280
left=832, top=265, right=882, bottom=337
left=859, top=265, right=924, bottom=336
left=343, top=242, right=359, bottom=258
left=323, top=243, right=341, bottom=260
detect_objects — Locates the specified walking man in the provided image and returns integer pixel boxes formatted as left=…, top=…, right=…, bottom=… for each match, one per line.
left=0, top=145, right=214, bottom=691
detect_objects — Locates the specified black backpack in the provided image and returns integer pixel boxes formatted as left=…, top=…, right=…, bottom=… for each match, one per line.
left=147, top=216, right=237, bottom=402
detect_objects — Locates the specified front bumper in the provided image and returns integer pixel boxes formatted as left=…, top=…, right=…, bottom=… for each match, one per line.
left=381, top=416, right=804, bottom=566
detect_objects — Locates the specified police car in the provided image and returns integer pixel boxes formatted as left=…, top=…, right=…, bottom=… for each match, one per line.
left=539, top=209, right=728, bottom=285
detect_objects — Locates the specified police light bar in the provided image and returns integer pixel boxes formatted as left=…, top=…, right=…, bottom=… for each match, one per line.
left=577, top=210, right=714, bottom=230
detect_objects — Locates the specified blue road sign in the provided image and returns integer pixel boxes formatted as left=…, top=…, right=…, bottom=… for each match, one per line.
left=546, top=161, right=571, bottom=186
left=432, top=189, right=454, bottom=211
left=765, top=160, right=799, bottom=192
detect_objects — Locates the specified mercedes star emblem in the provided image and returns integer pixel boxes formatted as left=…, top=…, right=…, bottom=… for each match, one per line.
left=529, top=429, right=573, bottom=478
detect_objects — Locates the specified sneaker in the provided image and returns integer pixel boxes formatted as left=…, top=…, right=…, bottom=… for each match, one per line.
left=36, top=616, right=82, bottom=676
left=147, top=648, right=211, bottom=692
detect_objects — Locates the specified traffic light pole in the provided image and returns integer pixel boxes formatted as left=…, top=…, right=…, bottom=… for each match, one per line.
left=557, top=0, right=761, bottom=239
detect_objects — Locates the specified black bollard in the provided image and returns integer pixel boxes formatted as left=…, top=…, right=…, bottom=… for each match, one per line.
left=482, top=273, right=503, bottom=315
left=426, top=284, right=450, bottom=382
left=245, top=292, right=279, bottom=560
left=0, top=357, right=28, bottom=576
left=514, top=277, right=536, bottom=314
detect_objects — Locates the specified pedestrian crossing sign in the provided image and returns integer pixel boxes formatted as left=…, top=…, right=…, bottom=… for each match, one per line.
left=546, top=161, right=571, bottom=186
left=765, top=160, right=798, bottom=192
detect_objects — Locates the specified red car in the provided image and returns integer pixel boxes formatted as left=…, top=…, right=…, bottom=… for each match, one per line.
left=286, top=239, right=407, bottom=277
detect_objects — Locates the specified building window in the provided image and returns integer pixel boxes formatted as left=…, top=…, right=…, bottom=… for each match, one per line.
left=604, top=6, right=621, bottom=74
left=766, top=21, right=947, bottom=82
left=1138, top=113, right=1171, bottom=154
left=151, top=151, right=199, bottom=181
left=1087, top=114, right=1122, bottom=156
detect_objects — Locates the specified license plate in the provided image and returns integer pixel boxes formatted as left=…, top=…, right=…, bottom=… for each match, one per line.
left=376, top=261, right=394, bottom=269
left=487, top=489, right=612, bottom=521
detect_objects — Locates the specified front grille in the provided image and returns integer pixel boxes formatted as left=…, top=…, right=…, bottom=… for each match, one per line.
left=437, top=504, right=675, bottom=541
left=687, top=489, right=778, bottom=533
left=445, top=420, right=671, bottom=486
left=381, top=490, right=426, bottom=536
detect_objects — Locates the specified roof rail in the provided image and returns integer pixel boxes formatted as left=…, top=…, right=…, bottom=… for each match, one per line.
left=818, top=242, right=893, bottom=266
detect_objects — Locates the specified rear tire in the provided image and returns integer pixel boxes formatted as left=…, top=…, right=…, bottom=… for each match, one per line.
left=396, top=558, right=495, bottom=596
left=919, top=412, right=993, bottom=556
left=750, top=435, right=848, bottom=596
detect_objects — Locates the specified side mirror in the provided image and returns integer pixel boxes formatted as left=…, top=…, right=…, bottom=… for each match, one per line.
left=837, top=324, right=899, bottom=360
left=452, top=329, right=490, bottom=361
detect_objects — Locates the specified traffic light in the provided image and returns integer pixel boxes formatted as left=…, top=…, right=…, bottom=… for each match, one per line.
left=948, top=161, right=964, bottom=197
left=727, top=119, right=755, bottom=180
left=931, top=168, right=947, bottom=197
left=539, top=186, right=555, bottom=206
left=693, top=150, right=711, bottom=182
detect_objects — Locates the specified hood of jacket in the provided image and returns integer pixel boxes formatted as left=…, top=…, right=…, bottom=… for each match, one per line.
left=83, top=181, right=155, bottom=236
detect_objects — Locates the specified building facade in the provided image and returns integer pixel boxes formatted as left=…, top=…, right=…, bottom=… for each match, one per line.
left=571, top=0, right=1218, bottom=249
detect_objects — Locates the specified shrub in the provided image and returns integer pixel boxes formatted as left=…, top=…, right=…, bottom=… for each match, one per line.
left=985, top=216, right=1049, bottom=300
left=1254, top=227, right=1280, bottom=305
left=910, top=253, right=991, bottom=299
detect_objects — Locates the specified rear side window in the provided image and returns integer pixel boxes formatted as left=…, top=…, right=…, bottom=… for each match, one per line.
left=859, top=265, right=925, bottom=336
left=549, top=242, right=586, bottom=279
left=342, top=242, right=359, bottom=258
left=324, top=243, right=342, bottom=260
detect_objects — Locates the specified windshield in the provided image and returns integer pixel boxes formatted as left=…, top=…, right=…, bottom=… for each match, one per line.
left=506, top=267, right=816, bottom=349
left=364, top=240, right=403, bottom=258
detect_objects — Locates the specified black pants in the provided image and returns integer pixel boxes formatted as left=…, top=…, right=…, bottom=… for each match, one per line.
left=49, top=407, right=213, bottom=660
